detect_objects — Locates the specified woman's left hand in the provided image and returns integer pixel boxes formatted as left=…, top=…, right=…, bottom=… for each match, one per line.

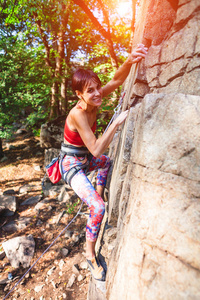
left=127, top=44, right=148, bottom=64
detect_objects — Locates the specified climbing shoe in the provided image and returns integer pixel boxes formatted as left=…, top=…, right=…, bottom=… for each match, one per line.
left=87, top=256, right=106, bottom=281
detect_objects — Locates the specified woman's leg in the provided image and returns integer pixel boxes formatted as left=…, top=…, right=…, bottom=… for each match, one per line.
left=62, top=154, right=111, bottom=280
left=70, top=170, right=105, bottom=255
left=88, top=154, right=111, bottom=198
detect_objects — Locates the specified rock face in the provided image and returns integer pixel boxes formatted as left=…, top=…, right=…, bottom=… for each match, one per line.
left=88, top=0, right=200, bottom=299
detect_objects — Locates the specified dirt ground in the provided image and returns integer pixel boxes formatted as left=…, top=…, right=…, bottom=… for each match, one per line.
left=0, top=133, right=91, bottom=300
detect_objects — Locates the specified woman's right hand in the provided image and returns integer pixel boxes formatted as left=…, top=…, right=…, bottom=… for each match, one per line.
left=114, top=110, right=129, bottom=126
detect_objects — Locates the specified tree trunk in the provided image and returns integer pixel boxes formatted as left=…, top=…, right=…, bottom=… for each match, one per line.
left=0, top=138, right=4, bottom=159
left=60, top=69, right=68, bottom=114
left=49, top=81, right=60, bottom=119
left=33, top=3, right=71, bottom=120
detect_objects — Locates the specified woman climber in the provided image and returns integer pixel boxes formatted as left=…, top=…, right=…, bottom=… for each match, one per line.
left=61, top=44, right=148, bottom=281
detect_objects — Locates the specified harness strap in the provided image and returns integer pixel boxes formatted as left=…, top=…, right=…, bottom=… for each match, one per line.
left=59, top=148, right=93, bottom=187
left=61, top=143, right=89, bottom=156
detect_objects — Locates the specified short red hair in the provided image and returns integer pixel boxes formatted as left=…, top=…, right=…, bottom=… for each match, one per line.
left=72, top=68, right=101, bottom=93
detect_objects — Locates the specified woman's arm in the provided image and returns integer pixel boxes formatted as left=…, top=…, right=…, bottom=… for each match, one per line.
left=73, top=109, right=129, bottom=158
left=102, top=44, right=148, bottom=97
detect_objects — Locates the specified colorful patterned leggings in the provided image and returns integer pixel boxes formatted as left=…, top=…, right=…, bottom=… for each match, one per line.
left=61, top=154, right=111, bottom=241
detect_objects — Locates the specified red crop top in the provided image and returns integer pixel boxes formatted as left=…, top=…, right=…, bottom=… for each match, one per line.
left=64, top=119, right=96, bottom=146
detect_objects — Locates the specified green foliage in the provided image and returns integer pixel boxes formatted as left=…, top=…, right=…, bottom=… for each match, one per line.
left=66, top=199, right=80, bottom=214
left=0, top=0, right=132, bottom=138
left=0, top=23, right=51, bottom=138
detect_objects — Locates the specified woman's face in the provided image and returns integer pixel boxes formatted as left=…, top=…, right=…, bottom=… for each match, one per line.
left=78, top=79, right=103, bottom=107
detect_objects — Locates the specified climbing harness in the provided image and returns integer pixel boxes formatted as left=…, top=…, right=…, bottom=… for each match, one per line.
left=60, top=143, right=93, bottom=187
left=3, top=90, right=126, bottom=300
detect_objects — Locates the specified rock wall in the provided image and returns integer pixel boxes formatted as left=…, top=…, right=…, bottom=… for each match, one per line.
left=97, top=0, right=200, bottom=299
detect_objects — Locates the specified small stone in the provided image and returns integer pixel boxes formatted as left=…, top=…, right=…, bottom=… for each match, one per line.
left=72, top=264, right=80, bottom=275
left=59, top=271, right=62, bottom=276
left=18, top=184, right=34, bottom=194
left=8, top=145, right=17, bottom=150
left=3, top=189, right=16, bottom=195
left=47, top=205, right=53, bottom=211
left=8, top=273, right=13, bottom=280
left=25, top=272, right=30, bottom=279
left=79, top=261, right=88, bottom=270
left=47, top=266, right=56, bottom=276
left=24, top=146, right=31, bottom=151
left=36, top=219, right=43, bottom=226
left=59, top=259, right=65, bottom=269
left=72, top=233, right=80, bottom=243
left=36, top=152, right=42, bottom=157
left=0, top=156, right=8, bottom=162
left=21, top=195, right=42, bottom=206
left=34, top=284, right=45, bottom=293
left=65, top=230, right=73, bottom=239
left=77, top=274, right=85, bottom=282
left=67, top=274, right=76, bottom=288
left=33, top=165, right=41, bottom=172
left=61, top=248, right=69, bottom=257
left=51, top=280, right=56, bottom=289
left=0, top=249, right=5, bottom=260
left=62, top=293, right=67, bottom=299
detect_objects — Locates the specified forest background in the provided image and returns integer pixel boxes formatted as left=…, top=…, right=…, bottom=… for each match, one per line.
left=0, top=0, right=138, bottom=155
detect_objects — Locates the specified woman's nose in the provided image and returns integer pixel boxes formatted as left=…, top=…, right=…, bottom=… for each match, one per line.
left=95, top=89, right=101, bottom=96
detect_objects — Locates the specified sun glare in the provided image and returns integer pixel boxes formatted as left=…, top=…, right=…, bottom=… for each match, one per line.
left=116, top=1, right=131, bottom=18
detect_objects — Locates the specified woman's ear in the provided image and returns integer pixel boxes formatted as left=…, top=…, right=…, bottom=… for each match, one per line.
left=75, top=90, right=82, bottom=99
